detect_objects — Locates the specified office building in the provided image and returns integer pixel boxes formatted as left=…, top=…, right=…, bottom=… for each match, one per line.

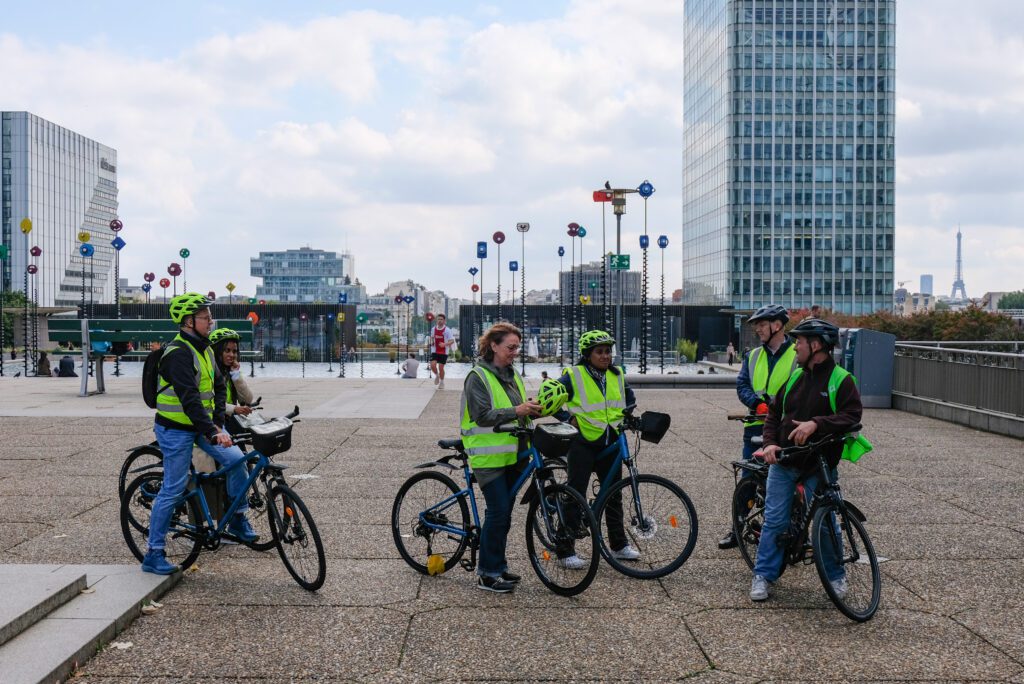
left=682, top=1, right=896, bottom=313
left=250, top=247, right=364, bottom=303
left=920, top=274, right=933, bottom=297
left=559, top=260, right=641, bottom=305
left=1, top=112, right=119, bottom=307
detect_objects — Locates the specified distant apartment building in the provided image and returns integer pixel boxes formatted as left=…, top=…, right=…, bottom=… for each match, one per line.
left=250, top=247, right=364, bottom=303
left=682, top=1, right=896, bottom=313
left=920, top=274, right=933, bottom=297
left=894, top=288, right=935, bottom=317
left=559, top=261, right=641, bottom=305
left=2, top=112, right=119, bottom=307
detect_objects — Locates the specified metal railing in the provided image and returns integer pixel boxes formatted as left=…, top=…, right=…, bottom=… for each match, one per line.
left=894, top=343, right=1024, bottom=417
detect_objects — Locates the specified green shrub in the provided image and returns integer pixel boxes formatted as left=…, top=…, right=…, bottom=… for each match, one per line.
left=676, top=339, right=698, bottom=363
left=285, top=346, right=302, bottom=362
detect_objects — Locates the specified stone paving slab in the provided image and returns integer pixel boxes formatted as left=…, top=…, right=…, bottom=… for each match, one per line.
left=0, top=384, right=1021, bottom=681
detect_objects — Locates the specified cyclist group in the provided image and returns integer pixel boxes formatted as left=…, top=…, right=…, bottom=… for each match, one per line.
left=462, top=306, right=862, bottom=600
left=139, top=291, right=863, bottom=606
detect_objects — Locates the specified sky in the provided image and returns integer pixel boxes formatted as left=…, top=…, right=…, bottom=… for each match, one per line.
left=2, top=0, right=1022, bottom=302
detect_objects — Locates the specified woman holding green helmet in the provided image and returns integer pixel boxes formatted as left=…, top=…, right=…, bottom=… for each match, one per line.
left=542, top=330, right=639, bottom=568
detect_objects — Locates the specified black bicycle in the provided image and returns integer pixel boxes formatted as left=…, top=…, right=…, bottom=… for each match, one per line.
left=730, top=425, right=881, bottom=622
left=391, top=421, right=601, bottom=596
left=120, top=407, right=326, bottom=591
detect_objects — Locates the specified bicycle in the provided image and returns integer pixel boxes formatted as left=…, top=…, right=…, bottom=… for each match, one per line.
left=120, top=406, right=327, bottom=591
left=118, top=400, right=277, bottom=552
left=729, top=423, right=881, bottom=622
left=545, top=411, right=698, bottom=579
left=391, top=421, right=601, bottom=596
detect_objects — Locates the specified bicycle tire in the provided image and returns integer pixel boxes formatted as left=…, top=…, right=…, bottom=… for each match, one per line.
left=812, top=503, right=881, bottom=622
left=120, top=472, right=202, bottom=570
left=245, top=469, right=279, bottom=552
left=525, top=483, right=599, bottom=596
left=732, top=477, right=763, bottom=571
left=391, top=470, right=470, bottom=575
left=596, top=474, right=698, bottom=579
left=268, top=485, right=327, bottom=591
left=118, top=445, right=163, bottom=501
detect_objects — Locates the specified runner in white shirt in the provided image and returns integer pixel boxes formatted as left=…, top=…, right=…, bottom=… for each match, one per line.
left=430, top=314, right=455, bottom=389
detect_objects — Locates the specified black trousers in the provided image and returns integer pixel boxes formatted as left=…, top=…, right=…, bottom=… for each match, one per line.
left=565, top=436, right=628, bottom=551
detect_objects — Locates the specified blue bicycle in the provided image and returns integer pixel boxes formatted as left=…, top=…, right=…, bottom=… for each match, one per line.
left=120, top=407, right=327, bottom=591
left=391, top=421, right=601, bottom=596
left=547, top=411, right=699, bottom=579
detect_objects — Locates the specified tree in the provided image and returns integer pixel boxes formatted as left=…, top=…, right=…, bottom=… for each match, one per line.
left=369, top=330, right=391, bottom=347
left=934, top=300, right=951, bottom=311
left=1, top=290, right=29, bottom=339
left=997, top=291, right=1024, bottom=310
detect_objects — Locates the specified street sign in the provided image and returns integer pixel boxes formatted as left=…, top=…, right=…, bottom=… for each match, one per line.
left=226, top=282, right=236, bottom=292
left=609, top=254, right=630, bottom=270
left=109, top=219, right=123, bottom=232
left=339, top=312, right=345, bottom=322
left=111, top=237, right=126, bottom=251
left=509, top=260, right=518, bottom=272
left=658, top=235, right=669, bottom=249
left=179, top=248, right=190, bottom=259
left=79, top=243, right=95, bottom=257
left=356, top=312, right=368, bottom=323
left=20, top=218, right=32, bottom=234
left=516, top=222, right=530, bottom=232
left=338, top=292, right=348, bottom=304
left=639, top=235, right=649, bottom=249
left=78, top=231, right=91, bottom=243
left=592, top=190, right=612, bottom=202
left=477, top=241, right=487, bottom=259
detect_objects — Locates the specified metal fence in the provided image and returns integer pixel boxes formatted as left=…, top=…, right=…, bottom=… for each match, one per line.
left=894, top=343, right=1024, bottom=417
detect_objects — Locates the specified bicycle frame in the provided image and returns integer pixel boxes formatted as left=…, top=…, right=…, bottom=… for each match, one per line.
left=176, top=451, right=277, bottom=542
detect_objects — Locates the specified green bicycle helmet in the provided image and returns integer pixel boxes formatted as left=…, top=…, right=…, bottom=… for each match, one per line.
left=209, top=328, right=240, bottom=346
left=578, top=329, right=615, bottom=356
left=537, top=378, right=568, bottom=417
left=169, top=292, right=213, bottom=324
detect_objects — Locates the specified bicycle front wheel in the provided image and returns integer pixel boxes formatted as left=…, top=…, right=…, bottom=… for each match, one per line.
left=732, top=476, right=764, bottom=571
left=120, top=472, right=202, bottom=570
left=118, top=445, right=163, bottom=501
left=391, top=471, right=471, bottom=575
left=811, top=503, right=881, bottom=622
left=269, top=485, right=327, bottom=591
left=245, top=470, right=279, bottom=552
left=596, top=474, right=698, bottom=579
left=525, top=483, right=600, bottom=596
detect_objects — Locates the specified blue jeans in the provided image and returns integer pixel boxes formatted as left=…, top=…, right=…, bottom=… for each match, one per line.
left=477, top=466, right=520, bottom=578
left=147, top=424, right=249, bottom=552
left=752, top=463, right=845, bottom=583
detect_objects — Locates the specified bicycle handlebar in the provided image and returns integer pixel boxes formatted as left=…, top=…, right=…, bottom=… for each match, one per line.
left=285, top=405, right=300, bottom=420
left=756, top=425, right=863, bottom=462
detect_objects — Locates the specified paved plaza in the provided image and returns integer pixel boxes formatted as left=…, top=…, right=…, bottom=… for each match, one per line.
left=1, top=375, right=1022, bottom=682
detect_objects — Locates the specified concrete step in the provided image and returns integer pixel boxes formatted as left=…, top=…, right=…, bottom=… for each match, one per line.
left=0, top=564, right=180, bottom=684
left=0, top=566, right=87, bottom=647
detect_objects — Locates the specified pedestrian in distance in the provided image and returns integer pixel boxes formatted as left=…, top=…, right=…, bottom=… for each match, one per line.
left=460, top=322, right=541, bottom=593
left=429, top=314, right=455, bottom=390
left=401, top=352, right=419, bottom=378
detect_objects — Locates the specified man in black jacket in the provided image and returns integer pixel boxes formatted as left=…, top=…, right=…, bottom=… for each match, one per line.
left=144, top=293, right=256, bottom=575
left=748, top=318, right=862, bottom=602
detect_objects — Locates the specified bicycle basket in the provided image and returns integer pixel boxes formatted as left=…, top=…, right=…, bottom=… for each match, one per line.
left=533, top=422, right=578, bottom=457
left=638, top=411, right=671, bottom=444
left=249, top=417, right=293, bottom=456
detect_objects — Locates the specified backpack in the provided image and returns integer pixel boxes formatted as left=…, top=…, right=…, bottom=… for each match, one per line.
left=142, top=344, right=169, bottom=409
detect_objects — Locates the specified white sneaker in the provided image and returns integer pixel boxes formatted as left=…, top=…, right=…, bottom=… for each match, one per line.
left=434, top=375, right=439, bottom=385
left=611, top=544, right=641, bottom=561
left=556, top=554, right=587, bottom=570
left=830, top=577, right=848, bottom=599
left=750, top=575, right=770, bottom=601
left=438, top=380, right=445, bottom=390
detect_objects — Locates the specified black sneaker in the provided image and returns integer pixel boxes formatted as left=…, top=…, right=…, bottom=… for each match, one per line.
left=718, top=529, right=738, bottom=550
left=501, top=571, right=521, bottom=584
left=477, top=575, right=516, bottom=593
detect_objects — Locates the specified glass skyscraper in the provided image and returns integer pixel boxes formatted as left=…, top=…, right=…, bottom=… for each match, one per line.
left=682, top=1, right=895, bottom=314
left=251, top=247, right=363, bottom=303
left=2, top=112, right=119, bottom=307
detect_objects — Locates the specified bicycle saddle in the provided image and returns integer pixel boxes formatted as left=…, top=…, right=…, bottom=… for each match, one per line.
left=437, top=438, right=464, bottom=451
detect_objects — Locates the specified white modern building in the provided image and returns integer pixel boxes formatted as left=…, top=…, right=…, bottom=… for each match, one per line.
left=1, top=112, right=119, bottom=307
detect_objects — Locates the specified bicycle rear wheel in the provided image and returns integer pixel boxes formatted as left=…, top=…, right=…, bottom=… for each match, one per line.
left=525, top=483, right=599, bottom=596
left=596, top=474, right=698, bottom=579
left=392, top=471, right=471, bottom=575
left=118, top=445, right=163, bottom=501
left=120, top=472, right=202, bottom=570
left=812, top=503, right=881, bottom=622
left=268, top=485, right=327, bottom=591
left=732, top=477, right=764, bottom=571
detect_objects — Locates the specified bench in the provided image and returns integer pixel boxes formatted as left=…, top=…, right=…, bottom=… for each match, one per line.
left=47, top=318, right=255, bottom=397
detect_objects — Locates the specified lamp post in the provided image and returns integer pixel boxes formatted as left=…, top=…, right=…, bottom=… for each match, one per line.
left=356, top=311, right=367, bottom=378
left=492, top=231, right=505, bottom=321
left=29, top=244, right=41, bottom=375
left=576, top=226, right=587, bottom=340
left=476, top=241, right=487, bottom=356
left=608, top=185, right=638, bottom=369
left=168, top=262, right=182, bottom=298
left=337, top=291, right=348, bottom=378
left=468, top=266, right=479, bottom=361
left=299, top=312, right=308, bottom=378
left=111, top=219, right=126, bottom=376
left=80, top=242, right=96, bottom=320
left=403, top=295, right=415, bottom=360
left=658, top=235, right=669, bottom=374
left=557, top=246, right=565, bottom=366
left=76, top=229, right=89, bottom=319
left=637, top=180, right=655, bottom=375
left=159, top=278, right=170, bottom=304
left=143, top=272, right=155, bottom=305
left=593, top=188, right=613, bottom=332
left=226, top=282, right=236, bottom=305
left=179, top=248, right=190, bottom=291
left=0, top=242, right=8, bottom=377
left=567, top=223, right=579, bottom=363
left=246, top=308, right=259, bottom=378
left=516, top=222, right=529, bottom=375
left=509, top=258, right=518, bottom=328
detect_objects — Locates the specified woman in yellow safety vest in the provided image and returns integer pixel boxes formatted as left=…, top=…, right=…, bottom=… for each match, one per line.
left=460, top=322, right=541, bottom=593
left=209, top=328, right=255, bottom=434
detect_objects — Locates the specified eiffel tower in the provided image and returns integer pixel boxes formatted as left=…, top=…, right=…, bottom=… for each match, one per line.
left=950, top=227, right=967, bottom=300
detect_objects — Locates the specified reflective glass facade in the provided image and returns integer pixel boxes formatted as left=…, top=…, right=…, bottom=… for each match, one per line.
left=1, top=112, right=118, bottom=307
left=251, top=247, right=363, bottom=303
left=683, top=0, right=895, bottom=314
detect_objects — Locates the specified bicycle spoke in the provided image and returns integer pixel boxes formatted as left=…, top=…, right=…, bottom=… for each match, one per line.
left=392, top=471, right=470, bottom=575
left=812, top=505, right=881, bottom=622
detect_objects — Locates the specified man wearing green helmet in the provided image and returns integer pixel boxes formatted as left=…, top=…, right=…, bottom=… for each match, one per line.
left=143, top=293, right=258, bottom=575
left=552, top=329, right=639, bottom=569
